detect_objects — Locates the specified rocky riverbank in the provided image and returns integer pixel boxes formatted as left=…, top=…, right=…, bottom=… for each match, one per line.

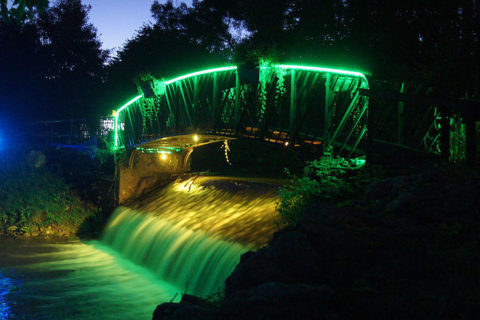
left=153, top=165, right=480, bottom=320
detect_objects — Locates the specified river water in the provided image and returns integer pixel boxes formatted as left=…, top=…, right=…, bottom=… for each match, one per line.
left=0, top=176, right=281, bottom=319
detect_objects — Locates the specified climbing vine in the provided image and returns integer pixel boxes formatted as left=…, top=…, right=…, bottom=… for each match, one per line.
left=449, top=115, right=466, bottom=162
left=221, top=139, right=231, bottom=165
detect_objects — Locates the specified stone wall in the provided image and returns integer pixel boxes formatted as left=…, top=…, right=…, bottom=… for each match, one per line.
left=118, top=148, right=192, bottom=204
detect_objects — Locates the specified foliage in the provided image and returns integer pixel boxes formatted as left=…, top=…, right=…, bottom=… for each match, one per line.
left=105, top=1, right=228, bottom=110
left=152, top=0, right=232, bottom=52
left=0, top=0, right=106, bottom=124
left=37, top=0, right=107, bottom=119
left=0, top=19, right=44, bottom=122
left=3, top=0, right=479, bottom=126
left=277, top=171, right=320, bottom=225
left=277, top=155, right=364, bottom=225
left=449, top=116, right=466, bottom=162
left=199, top=0, right=480, bottom=97
left=0, top=0, right=49, bottom=23
left=0, top=160, right=98, bottom=237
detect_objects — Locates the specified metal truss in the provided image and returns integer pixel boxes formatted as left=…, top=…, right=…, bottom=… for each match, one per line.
left=114, top=64, right=369, bottom=158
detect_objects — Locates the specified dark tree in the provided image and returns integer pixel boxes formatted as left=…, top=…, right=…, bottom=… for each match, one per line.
left=38, top=0, right=107, bottom=119
left=1, top=0, right=107, bottom=129
left=0, top=19, right=45, bottom=121
left=0, top=0, right=49, bottom=22
left=197, top=0, right=480, bottom=97
left=103, top=0, right=229, bottom=112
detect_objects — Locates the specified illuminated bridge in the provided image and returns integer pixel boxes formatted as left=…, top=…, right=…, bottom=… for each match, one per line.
left=113, top=64, right=369, bottom=203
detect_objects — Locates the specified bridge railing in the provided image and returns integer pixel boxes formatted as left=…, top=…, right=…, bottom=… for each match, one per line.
left=113, top=64, right=369, bottom=158
left=364, top=80, right=479, bottom=166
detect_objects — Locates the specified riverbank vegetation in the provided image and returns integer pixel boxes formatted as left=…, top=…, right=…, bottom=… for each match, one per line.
left=0, top=148, right=113, bottom=238
left=276, top=155, right=371, bottom=225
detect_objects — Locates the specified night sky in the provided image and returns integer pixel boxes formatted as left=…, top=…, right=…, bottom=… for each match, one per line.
left=83, top=0, right=192, bottom=54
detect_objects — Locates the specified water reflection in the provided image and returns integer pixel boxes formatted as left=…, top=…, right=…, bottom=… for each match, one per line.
left=0, top=273, right=13, bottom=320
left=0, top=240, right=180, bottom=320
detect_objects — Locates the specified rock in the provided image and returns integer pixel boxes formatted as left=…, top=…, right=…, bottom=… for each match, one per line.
left=364, top=174, right=422, bottom=211
left=217, top=282, right=332, bottom=320
left=153, top=302, right=212, bottom=320
left=155, top=169, right=480, bottom=320
left=225, top=231, right=322, bottom=296
left=153, top=294, right=213, bottom=320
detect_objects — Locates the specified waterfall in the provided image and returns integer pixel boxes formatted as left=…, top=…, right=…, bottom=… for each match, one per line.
left=101, top=177, right=281, bottom=297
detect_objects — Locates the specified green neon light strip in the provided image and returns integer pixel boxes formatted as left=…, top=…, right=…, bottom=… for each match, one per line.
left=113, top=64, right=368, bottom=149
left=163, top=66, right=237, bottom=85
left=136, top=146, right=181, bottom=152
left=114, top=66, right=236, bottom=149
left=275, top=64, right=368, bottom=84
left=114, top=95, right=142, bottom=149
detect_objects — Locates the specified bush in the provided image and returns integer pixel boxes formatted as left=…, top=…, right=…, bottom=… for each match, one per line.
left=0, top=161, right=98, bottom=237
left=277, top=155, right=364, bottom=225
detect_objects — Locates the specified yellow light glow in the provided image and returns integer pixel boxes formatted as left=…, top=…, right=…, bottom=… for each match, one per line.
left=194, top=135, right=199, bottom=142
left=176, top=179, right=200, bottom=193
left=160, top=154, right=168, bottom=161
left=284, top=141, right=289, bottom=147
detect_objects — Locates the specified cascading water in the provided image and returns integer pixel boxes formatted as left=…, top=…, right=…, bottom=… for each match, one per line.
left=0, top=176, right=281, bottom=319
left=102, top=208, right=249, bottom=296
left=101, top=176, right=282, bottom=297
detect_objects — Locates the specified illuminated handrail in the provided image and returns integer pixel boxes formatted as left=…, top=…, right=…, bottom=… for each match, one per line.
left=275, top=64, right=369, bottom=88
left=114, top=66, right=237, bottom=149
left=113, top=95, right=143, bottom=149
left=113, top=64, right=369, bottom=150
left=163, top=66, right=237, bottom=85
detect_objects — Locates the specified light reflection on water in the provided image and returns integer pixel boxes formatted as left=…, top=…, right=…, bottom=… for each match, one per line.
left=131, top=176, right=283, bottom=247
left=0, top=239, right=180, bottom=320
left=0, top=176, right=282, bottom=319
left=0, top=274, right=13, bottom=320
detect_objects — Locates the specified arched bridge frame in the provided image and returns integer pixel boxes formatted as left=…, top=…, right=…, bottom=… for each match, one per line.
left=113, top=63, right=369, bottom=158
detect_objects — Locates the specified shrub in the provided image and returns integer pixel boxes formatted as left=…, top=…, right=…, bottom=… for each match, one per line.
left=0, top=161, right=98, bottom=236
left=277, top=155, right=363, bottom=225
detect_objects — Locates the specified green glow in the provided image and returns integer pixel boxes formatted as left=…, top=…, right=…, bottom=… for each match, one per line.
left=113, top=66, right=236, bottom=149
left=112, top=63, right=369, bottom=150
left=163, top=66, right=237, bottom=85
left=136, top=146, right=182, bottom=153
left=275, top=64, right=368, bottom=84
left=135, top=146, right=182, bottom=154
left=114, top=95, right=143, bottom=150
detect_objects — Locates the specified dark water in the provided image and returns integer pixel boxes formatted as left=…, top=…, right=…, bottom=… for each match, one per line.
left=0, top=176, right=281, bottom=320
left=0, top=239, right=180, bottom=320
